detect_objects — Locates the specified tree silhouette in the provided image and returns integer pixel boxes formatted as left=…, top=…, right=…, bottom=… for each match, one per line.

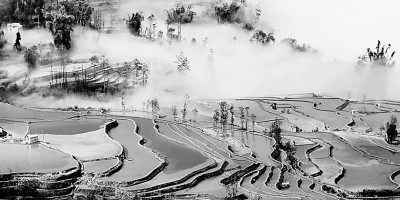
left=386, top=115, right=398, bottom=144
left=250, top=30, right=275, bottom=44
left=171, top=106, right=178, bottom=121
left=358, top=40, right=396, bottom=66
left=175, top=52, right=190, bottom=74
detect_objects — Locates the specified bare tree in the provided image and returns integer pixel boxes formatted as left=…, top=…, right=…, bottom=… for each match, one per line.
left=171, top=106, right=178, bottom=121
left=192, top=108, right=198, bottom=123
left=181, top=94, right=190, bottom=122
left=175, top=52, right=190, bottom=74
left=251, top=113, right=256, bottom=132
left=229, top=104, right=235, bottom=129
left=245, top=106, right=250, bottom=130
left=238, top=106, right=245, bottom=129
left=213, top=109, right=220, bottom=128
left=219, top=101, right=229, bottom=130
left=150, top=97, right=160, bottom=118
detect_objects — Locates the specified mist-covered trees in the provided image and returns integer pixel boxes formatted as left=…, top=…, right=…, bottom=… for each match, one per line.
left=24, top=46, right=38, bottom=69
left=358, top=40, right=396, bottom=66
left=181, top=94, right=190, bottom=122
left=165, top=3, right=196, bottom=24
left=57, top=1, right=93, bottom=27
left=132, top=59, right=149, bottom=86
left=127, top=12, right=144, bottom=36
left=0, top=0, right=45, bottom=27
left=250, top=30, right=275, bottom=44
left=386, top=115, right=398, bottom=144
left=281, top=38, right=314, bottom=52
left=214, top=1, right=241, bottom=23
left=46, top=13, right=74, bottom=49
left=176, top=52, right=190, bottom=74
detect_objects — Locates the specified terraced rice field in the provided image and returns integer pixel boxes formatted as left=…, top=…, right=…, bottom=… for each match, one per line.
left=0, top=143, right=77, bottom=174
left=98, top=119, right=161, bottom=181
left=0, top=103, right=77, bottom=122
left=0, top=119, right=28, bottom=138
left=29, top=118, right=110, bottom=135
left=83, top=158, right=120, bottom=174
left=4, top=96, right=400, bottom=199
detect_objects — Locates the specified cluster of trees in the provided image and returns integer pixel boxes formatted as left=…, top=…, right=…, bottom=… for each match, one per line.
left=0, top=0, right=45, bottom=28
left=213, top=0, right=261, bottom=31
left=171, top=94, right=199, bottom=123
left=165, top=3, right=196, bottom=24
left=358, top=40, right=396, bottom=66
left=250, top=30, right=275, bottom=44
left=24, top=45, right=38, bottom=69
left=214, top=1, right=241, bottom=23
left=126, top=12, right=144, bottom=36
left=281, top=38, right=314, bottom=53
left=266, top=118, right=298, bottom=166
left=212, top=102, right=257, bottom=132
left=45, top=12, right=74, bottom=50
left=127, top=3, right=193, bottom=41
left=43, top=1, right=94, bottom=50
left=0, top=80, right=20, bottom=101
left=55, top=0, right=94, bottom=27
left=0, top=0, right=93, bottom=28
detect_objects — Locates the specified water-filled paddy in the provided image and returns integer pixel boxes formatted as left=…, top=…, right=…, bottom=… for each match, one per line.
left=29, top=118, right=109, bottom=135
left=0, top=120, right=28, bottom=138
left=338, top=162, right=399, bottom=192
left=361, top=112, right=400, bottom=132
left=99, top=119, right=160, bottom=181
left=0, top=103, right=77, bottom=122
left=83, top=158, right=119, bottom=174
left=312, top=157, right=341, bottom=184
left=232, top=131, right=279, bottom=167
left=0, top=143, right=77, bottom=174
left=41, top=128, right=121, bottom=160
left=336, top=132, right=400, bottom=165
left=128, top=117, right=208, bottom=173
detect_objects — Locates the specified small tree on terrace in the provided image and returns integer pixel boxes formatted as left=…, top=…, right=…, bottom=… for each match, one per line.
left=24, top=46, right=39, bottom=69
left=181, top=94, right=190, bottom=122
left=213, top=109, right=220, bottom=128
left=238, top=106, right=245, bottom=129
left=150, top=97, right=160, bottom=118
left=229, top=104, right=235, bottom=129
left=270, top=118, right=283, bottom=146
left=192, top=108, right=198, bottom=123
left=386, top=115, right=398, bottom=144
left=171, top=106, right=178, bottom=121
left=133, top=59, right=149, bottom=86
left=146, top=14, right=156, bottom=39
left=251, top=113, right=256, bottom=132
left=219, top=101, right=229, bottom=129
left=175, top=52, right=190, bottom=74
left=245, top=106, right=250, bottom=130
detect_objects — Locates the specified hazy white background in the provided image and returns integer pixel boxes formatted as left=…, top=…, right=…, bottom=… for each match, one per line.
left=12, top=0, right=400, bottom=108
